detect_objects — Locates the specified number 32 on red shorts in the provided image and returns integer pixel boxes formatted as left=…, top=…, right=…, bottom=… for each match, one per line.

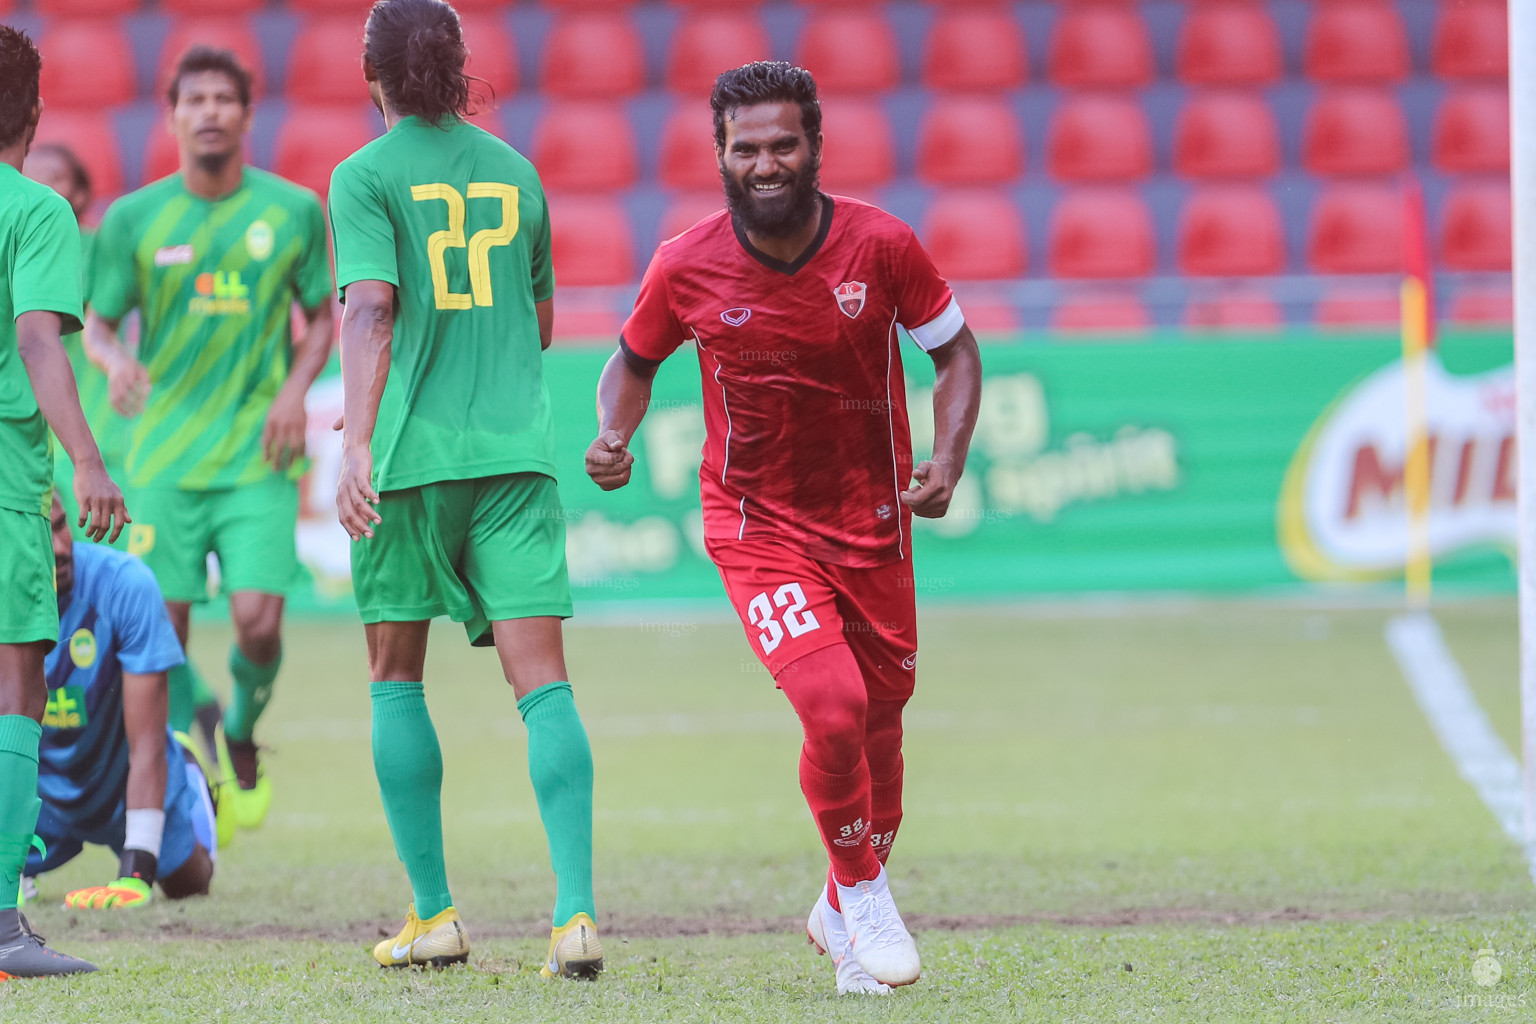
left=707, top=539, right=919, bottom=694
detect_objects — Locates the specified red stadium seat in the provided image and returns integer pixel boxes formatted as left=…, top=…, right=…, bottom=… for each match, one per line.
left=1048, top=190, right=1155, bottom=278
left=541, top=12, right=647, bottom=99
left=659, top=193, right=725, bottom=244
left=156, top=18, right=265, bottom=99
left=534, top=103, right=638, bottom=192
left=1307, top=185, right=1404, bottom=274
left=1434, top=0, right=1508, bottom=80
left=916, top=97, right=1024, bottom=185
left=1046, top=94, right=1153, bottom=183
left=658, top=107, right=721, bottom=191
left=33, top=0, right=137, bottom=15
left=1314, top=287, right=1400, bottom=328
left=1447, top=285, right=1513, bottom=325
left=461, top=14, right=518, bottom=103
left=1433, top=87, right=1510, bottom=173
left=665, top=12, right=772, bottom=97
left=922, top=6, right=1028, bottom=92
left=818, top=98, right=896, bottom=191
left=1304, top=1, right=1410, bottom=83
left=272, top=106, right=376, bottom=198
left=1177, top=186, right=1286, bottom=276
left=1184, top=290, right=1284, bottom=330
left=285, top=18, right=368, bottom=105
left=1053, top=292, right=1151, bottom=333
left=38, top=20, right=136, bottom=109
left=1049, top=5, right=1154, bottom=89
left=160, top=0, right=266, bottom=13
left=1440, top=181, right=1511, bottom=271
left=1173, top=92, right=1281, bottom=179
left=31, top=111, right=123, bottom=198
left=1302, top=89, right=1410, bottom=176
left=921, top=192, right=1027, bottom=280
left=797, top=8, right=900, bottom=94
left=1176, top=2, right=1283, bottom=86
left=549, top=197, right=635, bottom=286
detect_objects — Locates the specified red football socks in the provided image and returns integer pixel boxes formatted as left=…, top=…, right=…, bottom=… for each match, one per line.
left=865, top=697, right=907, bottom=864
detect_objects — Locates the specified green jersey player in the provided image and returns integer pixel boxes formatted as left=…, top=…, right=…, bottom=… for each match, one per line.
left=329, top=0, right=599, bottom=978
left=83, top=46, right=335, bottom=830
left=0, top=24, right=128, bottom=978
left=24, top=143, right=133, bottom=553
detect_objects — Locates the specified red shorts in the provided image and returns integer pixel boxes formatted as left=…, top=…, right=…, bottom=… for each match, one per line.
left=707, top=539, right=918, bottom=701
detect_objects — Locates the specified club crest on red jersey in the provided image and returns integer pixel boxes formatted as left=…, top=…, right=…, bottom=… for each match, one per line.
left=834, top=281, right=867, bottom=319
left=720, top=307, right=752, bottom=326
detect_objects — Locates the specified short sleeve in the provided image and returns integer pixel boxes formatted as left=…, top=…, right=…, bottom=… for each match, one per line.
left=529, top=189, right=554, bottom=303
left=328, top=157, right=399, bottom=298
left=294, top=193, right=336, bottom=310
left=87, top=199, right=136, bottom=322
left=619, top=251, right=687, bottom=363
left=895, top=230, right=964, bottom=352
left=105, top=557, right=185, bottom=675
left=14, top=192, right=83, bottom=336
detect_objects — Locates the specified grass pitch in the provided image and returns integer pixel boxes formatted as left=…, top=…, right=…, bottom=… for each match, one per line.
left=2, top=600, right=1532, bottom=1021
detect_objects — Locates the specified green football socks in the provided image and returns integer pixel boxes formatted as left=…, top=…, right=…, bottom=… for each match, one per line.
left=166, top=661, right=210, bottom=735
left=0, top=716, right=42, bottom=913
left=225, top=645, right=280, bottom=743
left=370, top=681, right=452, bottom=920
left=518, top=682, right=595, bottom=925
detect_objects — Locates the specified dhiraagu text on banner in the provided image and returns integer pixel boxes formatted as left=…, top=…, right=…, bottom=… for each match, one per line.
left=282, top=332, right=1514, bottom=612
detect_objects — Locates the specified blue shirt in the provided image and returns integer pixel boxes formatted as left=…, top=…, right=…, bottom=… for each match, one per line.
left=38, top=544, right=185, bottom=834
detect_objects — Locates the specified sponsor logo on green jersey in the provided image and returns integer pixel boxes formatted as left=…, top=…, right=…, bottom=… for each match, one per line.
left=188, top=269, right=251, bottom=316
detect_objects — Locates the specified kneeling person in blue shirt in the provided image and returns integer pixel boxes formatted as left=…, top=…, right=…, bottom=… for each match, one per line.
left=25, top=497, right=216, bottom=906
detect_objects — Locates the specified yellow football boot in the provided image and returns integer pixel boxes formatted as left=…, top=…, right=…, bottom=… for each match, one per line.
left=372, top=905, right=470, bottom=969
left=215, top=725, right=273, bottom=831
left=540, top=912, right=603, bottom=980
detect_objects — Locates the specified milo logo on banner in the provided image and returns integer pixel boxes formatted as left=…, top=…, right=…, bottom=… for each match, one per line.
left=1279, top=355, right=1515, bottom=580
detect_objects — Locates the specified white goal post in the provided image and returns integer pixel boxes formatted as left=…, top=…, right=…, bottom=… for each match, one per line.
left=1511, top=0, right=1536, bottom=850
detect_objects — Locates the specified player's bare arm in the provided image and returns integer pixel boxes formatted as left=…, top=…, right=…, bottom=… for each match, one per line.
left=537, top=297, right=553, bottom=351
left=263, top=300, right=335, bottom=472
left=122, top=669, right=170, bottom=826
left=82, top=310, right=150, bottom=418
left=901, top=325, right=982, bottom=519
left=586, top=345, right=654, bottom=490
left=336, top=279, right=393, bottom=540
left=17, top=310, right=128, bottom=542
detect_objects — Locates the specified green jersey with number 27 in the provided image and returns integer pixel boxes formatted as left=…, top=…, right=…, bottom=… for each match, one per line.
left=328, top=115, right=556, bottom=493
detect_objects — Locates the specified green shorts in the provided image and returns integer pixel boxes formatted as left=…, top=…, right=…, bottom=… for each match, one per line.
left=53, top=449, right=129, bottom=551
left=127, top=476, right=300, bottom=603
left=351, top=472, right=573, bottom=646
left=0, top=507, right=58, bottom=646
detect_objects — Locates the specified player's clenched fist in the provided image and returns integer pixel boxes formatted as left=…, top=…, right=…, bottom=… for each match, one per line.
left=900, top=459, right=955, bottom=519
left=72, top=458, right=130, bottom=543
left=585, top=430, right=635, bottom=491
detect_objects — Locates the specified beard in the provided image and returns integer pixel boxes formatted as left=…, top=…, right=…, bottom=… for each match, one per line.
left=194, top=148, right=235, bottom=175
left=722, top=156, right=822, bottom=239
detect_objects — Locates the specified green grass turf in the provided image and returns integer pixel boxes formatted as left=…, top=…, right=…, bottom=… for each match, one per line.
left=3, top=600, right=1532, bottom=1021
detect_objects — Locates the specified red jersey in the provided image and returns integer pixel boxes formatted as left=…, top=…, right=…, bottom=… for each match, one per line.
left=621, top=195, right=964, bottom=567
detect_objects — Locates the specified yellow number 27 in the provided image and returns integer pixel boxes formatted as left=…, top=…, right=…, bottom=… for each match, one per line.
left=409, top=182, right=520, bottom=310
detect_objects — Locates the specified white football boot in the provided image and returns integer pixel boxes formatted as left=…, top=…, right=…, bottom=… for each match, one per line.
left=835, top=866, right=921, bottom=987
left=807, top=886, right=892, bottom=995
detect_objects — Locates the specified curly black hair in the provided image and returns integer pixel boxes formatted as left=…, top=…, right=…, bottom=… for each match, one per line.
left=366, top=0, right=481, bottom=127
left=710, top=61, right=821, bottom=152
left=0, top=26, right=42, bottom=151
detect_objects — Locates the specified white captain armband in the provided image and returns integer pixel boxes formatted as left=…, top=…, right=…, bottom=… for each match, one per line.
left=905, top=297, right=966, bottom=352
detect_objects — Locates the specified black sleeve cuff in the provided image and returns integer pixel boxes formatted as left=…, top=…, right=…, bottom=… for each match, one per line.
left=619, top=336, right=663, bottom=378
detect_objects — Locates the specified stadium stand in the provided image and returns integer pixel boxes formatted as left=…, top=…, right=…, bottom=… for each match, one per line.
left=921, top=6, right=1028, bottom=92
left=1302, top=89, right=1412, bottom=176
left=1047, top=94, right=1153, bottom=183
left=1173, top=92, right=1282, bottom=179
left=916, top=96, right=1024, bottom=185
left=38, top=20, right=135, bottom=108
left=1175, top=2, right=1283, bottom=86
left=21, top=0, right=1510, bottom=331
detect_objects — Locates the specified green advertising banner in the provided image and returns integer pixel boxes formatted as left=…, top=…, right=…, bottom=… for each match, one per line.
left=289, top=332, right=1515, bottom=612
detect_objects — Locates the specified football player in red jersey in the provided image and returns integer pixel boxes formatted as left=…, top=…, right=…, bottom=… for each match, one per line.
left=586, top=62, right=982, bottom=995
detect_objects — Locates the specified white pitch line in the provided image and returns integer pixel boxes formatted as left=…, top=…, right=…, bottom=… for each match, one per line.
left=1386, top=612, right=1536, bottom=885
